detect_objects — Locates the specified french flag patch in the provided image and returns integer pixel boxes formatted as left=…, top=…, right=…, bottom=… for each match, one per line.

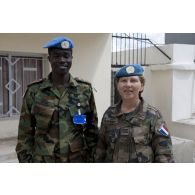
left=159, top=125, right=169, bottom=137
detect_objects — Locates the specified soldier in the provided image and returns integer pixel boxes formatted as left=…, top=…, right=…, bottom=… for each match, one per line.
left=16, top=36, right=98, bottom=163
left=95, top=64, right=174, bottom=163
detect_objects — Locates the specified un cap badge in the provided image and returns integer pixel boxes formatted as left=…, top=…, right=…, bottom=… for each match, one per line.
left=61, top=41, right=70, bottom=49
left=126, top=66, right=135, bottom=74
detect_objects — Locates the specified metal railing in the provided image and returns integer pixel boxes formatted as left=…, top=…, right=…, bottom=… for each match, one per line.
left=112, top=33, right=171, bottom=67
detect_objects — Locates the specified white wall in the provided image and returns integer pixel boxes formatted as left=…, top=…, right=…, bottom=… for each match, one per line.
left=144, top=68, right=173, bottom=122
left=172, top=70, right=194, bottom=120
left=143, top=44, right=195, bottom=142
left=172, top=44, right=195, bottom=64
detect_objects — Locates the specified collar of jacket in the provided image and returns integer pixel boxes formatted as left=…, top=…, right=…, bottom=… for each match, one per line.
left=39, top=72, right=79, bottom=90
left=113, top=98, right=148, bottom=121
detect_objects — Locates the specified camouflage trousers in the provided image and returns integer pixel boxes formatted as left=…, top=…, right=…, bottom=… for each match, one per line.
left=32, top=151, right=91, bottom=163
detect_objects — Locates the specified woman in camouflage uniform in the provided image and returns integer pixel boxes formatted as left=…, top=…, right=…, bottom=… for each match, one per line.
left=95, top=64, right=174, bottom=163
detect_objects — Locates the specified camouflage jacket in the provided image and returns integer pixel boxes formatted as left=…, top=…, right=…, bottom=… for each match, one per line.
left=16, top=73, right=98, bottom=163
left=95, top=99, right=174, bottom=163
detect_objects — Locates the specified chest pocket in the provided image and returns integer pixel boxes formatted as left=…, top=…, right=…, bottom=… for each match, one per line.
left=32, top=104, right=55, bottom=131
left=134, top=135, right=151, bottom=145
left=108, top=128, right=136, bottom=163
left=134, top=135, right=153, bottom=163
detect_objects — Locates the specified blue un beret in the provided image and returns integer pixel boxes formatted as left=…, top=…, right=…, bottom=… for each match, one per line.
left=43, top=36, right=74, bottom=49
left=115, top=64, right=144, bottom=78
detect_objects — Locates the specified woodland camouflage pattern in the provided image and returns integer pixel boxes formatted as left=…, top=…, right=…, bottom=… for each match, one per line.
left=95, top=99, right=174, bottom=163
left=16, top=74, right=98, bottom=163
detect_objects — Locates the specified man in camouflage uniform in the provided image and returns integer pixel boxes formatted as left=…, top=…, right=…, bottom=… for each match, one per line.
left=95, top=64, right=174, bottom=163
left=16, top=37, right=98, bottom=163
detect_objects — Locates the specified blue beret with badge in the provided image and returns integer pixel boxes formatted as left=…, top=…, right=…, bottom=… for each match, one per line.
left=115, top=64, right=144, bottom=78
left=43, top=36, right=74, bottom=49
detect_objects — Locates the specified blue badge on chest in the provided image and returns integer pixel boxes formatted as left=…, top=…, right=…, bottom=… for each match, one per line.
left=73, top=114, right=87, bottom=125
left=73, top=102, right=87, bottom=125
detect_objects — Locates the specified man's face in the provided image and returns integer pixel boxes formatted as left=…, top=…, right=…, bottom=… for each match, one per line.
left=48, top=48, right=73, bottom=75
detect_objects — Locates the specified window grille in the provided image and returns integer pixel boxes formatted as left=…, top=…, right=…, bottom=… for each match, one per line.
left=0, top=54, right=43, bottom=117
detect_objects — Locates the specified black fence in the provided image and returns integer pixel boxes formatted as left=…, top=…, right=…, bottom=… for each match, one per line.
left=111, top=33, right=171, bottom=67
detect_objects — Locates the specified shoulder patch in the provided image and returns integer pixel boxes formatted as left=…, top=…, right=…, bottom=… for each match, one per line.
left=159, top=124, right=169, bottom=137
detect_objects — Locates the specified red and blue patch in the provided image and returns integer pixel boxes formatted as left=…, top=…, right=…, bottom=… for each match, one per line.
left=159, top=125, right=169, bottom=137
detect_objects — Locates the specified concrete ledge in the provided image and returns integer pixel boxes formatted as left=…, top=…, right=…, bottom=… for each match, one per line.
left=171, top=136, right=194, bottom=163
left=175, top=118, right=195, bottom=125
left=150, top=64, right=195, bottom=71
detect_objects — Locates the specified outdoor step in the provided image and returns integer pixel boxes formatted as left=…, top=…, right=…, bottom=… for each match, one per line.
left=171, top=136, right=195, bottom=163
left=0, top=152, right=18, bottom=163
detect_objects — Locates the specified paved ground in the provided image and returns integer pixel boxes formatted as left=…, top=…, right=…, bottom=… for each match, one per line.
left=0, top=137, right=18, bottom=163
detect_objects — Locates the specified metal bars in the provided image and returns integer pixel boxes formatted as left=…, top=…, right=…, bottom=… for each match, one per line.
left=112, top=33, right=148, bottom=67
left=111, top=33, right=171, bottom=67
left=0, top=55, right=43, bottom=117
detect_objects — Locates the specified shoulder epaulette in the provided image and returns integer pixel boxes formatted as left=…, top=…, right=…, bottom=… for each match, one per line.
left=27, top=78, right=46, bottom=88
left=147, top=104, right=158, bottom=112
left=74, top=77, right=98, bottom=92
left=146, top=104, right=161, bottom=117
left=22, top=78, right=46, bottom=98
left=74, top=77, right=91, bottom=86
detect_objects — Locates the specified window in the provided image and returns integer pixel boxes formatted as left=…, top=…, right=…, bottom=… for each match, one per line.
left=0, top=54, right=43, bottom=117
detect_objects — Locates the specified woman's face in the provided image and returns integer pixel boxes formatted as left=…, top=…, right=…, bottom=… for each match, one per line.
left=116, top=76, right=144, bottom=101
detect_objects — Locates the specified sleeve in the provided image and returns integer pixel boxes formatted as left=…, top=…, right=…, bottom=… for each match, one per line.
left=151, top=110, right=175, bottom=163
left=95, top=117, right=107, bottom=162
left=84, top=87, right=99, bottom=161
left=15, top=88, right=35, bottom=163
